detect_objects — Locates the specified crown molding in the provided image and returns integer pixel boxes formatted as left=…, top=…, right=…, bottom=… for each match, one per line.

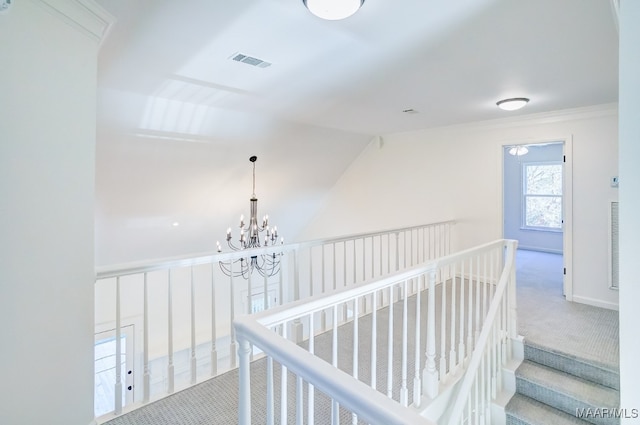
left=472, top=103, right=619, bottom=131
left=32, top=0, right=114, bottom=45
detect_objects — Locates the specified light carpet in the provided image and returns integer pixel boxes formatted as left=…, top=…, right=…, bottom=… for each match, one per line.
left=515, top=249, right=619, bottom=369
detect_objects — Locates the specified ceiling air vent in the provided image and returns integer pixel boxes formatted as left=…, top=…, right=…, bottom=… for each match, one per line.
left=230, top=52, right=271, bottom=68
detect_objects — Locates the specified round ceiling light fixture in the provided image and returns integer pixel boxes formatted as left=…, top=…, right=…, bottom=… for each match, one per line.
left=303, top=0, right=365, bottom=20
left=496, top=97, right=530, bottom=111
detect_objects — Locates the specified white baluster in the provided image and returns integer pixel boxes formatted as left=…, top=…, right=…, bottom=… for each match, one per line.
left=292, top=251, right=303, bottom=343
left=343, top=241, right=347, bottom=288
left=474, top=371, right=480, bottom=425
left=481, top=349, right=487, bottom=424
left=413, top=275, right=422, bottom=407
left=409, top=229, right=415, bottom=266
left=400, top=280, right=409, bottom=407
left=281, top=324, right=288, bottom=425
left=449, top=263, right=458, bottom=374
left=458, top=260, right=466, bottom=366
left=475, top=256, right=481, bottom=346
left=370, top=236, right=374, bottom=281
left=353, top=238, right=357, bottom=285
left=508, top=242, right=518, bottom=341
left=352, top=298, right=359, bottom=424
left=264, top=267, right=269, bottom=314
left=167, top=270, right=174, bottom=394
left=387, top=233, right=391, bottom=276
left=143, top=272, right=150, bottom=403
left=309, top=248, right=314, bottom=297
left=380, top=234, right=384, bottom=277
left=267, top=355, right=274, bottom=425
left=491, top=317, right=498, bottom=399
left=387, top=285, right=394, bottom=399
left=501, top=293, right=508, bottom=367
left=278, top=259, right=284, bottom=306
left=296, top=375, right=303, bottom=425
left=190, top=267, right=197, bottom=384
left=333, top=242, right=337, bottom=291
left=440, top=267, right=447, bottom=381
left=211, top=264, right=218, bottom=377
left=238, top=335, right=252, bottom=425
left=308, top=313, right=315, bottom=424
left=403, top=230, right=407, bottom=269
left=321, top=246, right=327, bottom=330
left=114, top=276, right=123, bottom=415
left=497, top=299, right=505, bottom=393
left=395, top=232, right=400, bottom=271
left=229, top=262, right=237, bottom=369
left=467, top=258, right=474, bottom=356
left=331, top=305, right=339, bottom=424
left=248, top=264, right=253, bottom=313
left=423, top=270, right=438, bottom=398
left=342, top=242, right=348, bottom=321
left=371, top=290, right=378, bottom=391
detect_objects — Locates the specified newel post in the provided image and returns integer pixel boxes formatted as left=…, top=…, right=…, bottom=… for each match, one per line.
left=238, top=334, right=252, bottom=425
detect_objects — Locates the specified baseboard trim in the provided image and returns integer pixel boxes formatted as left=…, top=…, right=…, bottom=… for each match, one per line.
left=572, top=295, right=619, bottom=311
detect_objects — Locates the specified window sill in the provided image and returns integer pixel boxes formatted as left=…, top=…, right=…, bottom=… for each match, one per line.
left=519, top=226, right=563, bottom=234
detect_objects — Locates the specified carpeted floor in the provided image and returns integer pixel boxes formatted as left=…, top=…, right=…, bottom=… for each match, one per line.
left=515, top=249, right=619, bottom=369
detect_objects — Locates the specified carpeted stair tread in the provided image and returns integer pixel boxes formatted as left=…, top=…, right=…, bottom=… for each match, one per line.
left=524, top=342, right=619, bottom=390
left=506, top=393, right=591, bottom=425
left=516, top=360, right=619, bottom=425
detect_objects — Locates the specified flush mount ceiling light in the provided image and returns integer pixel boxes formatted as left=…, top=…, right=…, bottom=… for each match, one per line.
left=303, top=0, right=365, bottom=20
left=496, top=97, right=530, bottom=111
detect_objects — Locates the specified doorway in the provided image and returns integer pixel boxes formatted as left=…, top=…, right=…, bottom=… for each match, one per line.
left=94, top=325, right=135, bottom=417
left=502, top=139, right=573, bottom=299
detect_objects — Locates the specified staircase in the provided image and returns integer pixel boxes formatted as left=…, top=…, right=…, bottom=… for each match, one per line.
left=505, top=341, right=620, bottom=425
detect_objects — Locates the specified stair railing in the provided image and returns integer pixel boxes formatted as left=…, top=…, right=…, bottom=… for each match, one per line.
left=94, top=220, right=454, bottom=418
left=234, top=239, right=514, bottom=424
left=446, top=239, right=518, bottom=425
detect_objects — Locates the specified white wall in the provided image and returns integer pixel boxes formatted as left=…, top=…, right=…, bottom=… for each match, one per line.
left=0, top=1, right=109, bottom=424
left=618, top=1, right=640, bottom=422
left=301, top=105, right=619, bottom=309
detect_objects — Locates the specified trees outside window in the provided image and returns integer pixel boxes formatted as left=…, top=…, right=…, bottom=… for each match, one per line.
left=523, top=162, right=563, bottom=230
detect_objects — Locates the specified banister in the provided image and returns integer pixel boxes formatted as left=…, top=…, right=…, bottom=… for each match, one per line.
left=94, top=220, right=457, bottom=419
left=234, top=317, right=434, bottom=425
left=446, top=239, right=518, bottom=425
left=247, top=238, right=504, bottom=329
left=95, top=220, right=455, bottom=279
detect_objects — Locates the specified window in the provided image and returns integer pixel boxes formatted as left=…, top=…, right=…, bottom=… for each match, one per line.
left=522, top=162, right=563, bottom=230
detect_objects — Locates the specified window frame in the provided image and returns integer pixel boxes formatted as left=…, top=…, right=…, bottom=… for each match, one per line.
left=521, top=160, right=563, bottom=232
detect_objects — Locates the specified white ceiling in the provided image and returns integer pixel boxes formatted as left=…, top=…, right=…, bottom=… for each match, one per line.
left=94, top=0, right=619, bottom=265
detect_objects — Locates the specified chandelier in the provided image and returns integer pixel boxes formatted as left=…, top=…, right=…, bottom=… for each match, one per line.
left=216, top=156, right=283, bottom=278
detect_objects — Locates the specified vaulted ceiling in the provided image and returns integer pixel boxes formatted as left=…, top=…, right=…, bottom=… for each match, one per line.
left=94, top=0, right=619, bottom=265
